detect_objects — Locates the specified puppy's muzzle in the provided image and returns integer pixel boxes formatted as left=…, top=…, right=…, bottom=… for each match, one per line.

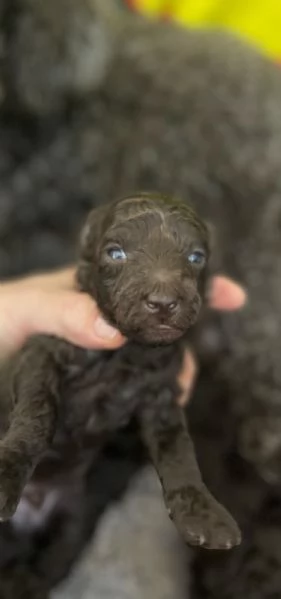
left=144, top=292, right=179, bottom=316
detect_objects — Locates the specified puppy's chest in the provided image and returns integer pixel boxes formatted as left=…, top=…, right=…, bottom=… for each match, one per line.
left=58, top=343, right=183, bottom=443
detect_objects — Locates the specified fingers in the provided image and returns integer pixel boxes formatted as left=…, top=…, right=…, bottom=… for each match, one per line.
left=27, top=289, right=125, bottom=349
left=208, top=276, right=247, bottom=311
left=0, top=267, right=126, bottom=352
left=0, top=286, right=125, bottom=358
left=0, top=267, right=247, bottom=360
left=2, top=267, right=76, bottom=292
left=28, top=267, right=76, bottom=290
left=176, top=350, right=197, bottom=407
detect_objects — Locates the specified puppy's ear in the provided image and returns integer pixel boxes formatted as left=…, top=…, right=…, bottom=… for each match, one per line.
left=203, top=220, right=214, bottom=252
left=76, top=204, right=108, bottom=294
left=205, top=220, right=219, bottom=273
left=79, top=204, right=108, bottom=258
left=198, top=220, right=217, bottom=303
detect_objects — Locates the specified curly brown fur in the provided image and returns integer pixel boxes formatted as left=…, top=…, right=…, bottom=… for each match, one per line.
left=0, top=192, right=241, bottom=566
left=0, top=1, right=281, bottom=597
left=0, top=427, right=144, bottom=597
left=77, top=193, right=209, bottom=343
left=0, top=1, right=281, bottom=486
left=186, top=362, right=281, bottom=599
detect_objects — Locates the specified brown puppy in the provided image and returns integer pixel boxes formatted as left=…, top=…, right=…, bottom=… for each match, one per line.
left=77, top=193, right=207, bottom=344
left=0, top=192, right=241, bottom=553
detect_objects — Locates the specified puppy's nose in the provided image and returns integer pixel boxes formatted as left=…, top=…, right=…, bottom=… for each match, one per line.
left=145, top=293, right=178, bottom=314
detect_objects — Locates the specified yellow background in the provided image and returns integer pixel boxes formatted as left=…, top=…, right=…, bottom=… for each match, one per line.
left=132, top=0, right=281, bottom=59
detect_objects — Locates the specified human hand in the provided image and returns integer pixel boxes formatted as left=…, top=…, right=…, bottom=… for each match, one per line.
left=0, top=267, right=125, bottom=358
left=0, top=268, right=246, bottom=363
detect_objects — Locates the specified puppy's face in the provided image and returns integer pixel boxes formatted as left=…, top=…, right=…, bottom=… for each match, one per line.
left=77, top=193, right=210, bottom=345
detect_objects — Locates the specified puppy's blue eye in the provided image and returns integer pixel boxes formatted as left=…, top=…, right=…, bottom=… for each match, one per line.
left=187, top=250, right=206, bottom=265
left=107, top=247, right=127, bottom=261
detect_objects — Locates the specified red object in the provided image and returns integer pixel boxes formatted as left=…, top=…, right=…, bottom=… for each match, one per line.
left=125, top=0, right=137, bottom=9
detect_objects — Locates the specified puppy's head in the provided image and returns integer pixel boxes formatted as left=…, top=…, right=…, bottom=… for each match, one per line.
left=77, top=193, right=210, bottom=345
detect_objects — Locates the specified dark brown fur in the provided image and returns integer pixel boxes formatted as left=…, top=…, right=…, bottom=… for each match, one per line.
left=2, top=1, right=281, bottom=596
left=0, top=193, right=240, bottom=580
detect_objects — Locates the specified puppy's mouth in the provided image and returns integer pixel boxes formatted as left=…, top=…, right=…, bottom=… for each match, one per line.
left=150, top=328, right=183, bottom=345
left=156, top=324, right=182, bottom=337
left=124, top=324, right=185, bottom=345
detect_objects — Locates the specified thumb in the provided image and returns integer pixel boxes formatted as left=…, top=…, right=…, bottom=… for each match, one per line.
left=177, top=350, right=197, bottom=407
left=22, top=289, right=125, bottom=350
left=208, top=276, right=247, bottom=311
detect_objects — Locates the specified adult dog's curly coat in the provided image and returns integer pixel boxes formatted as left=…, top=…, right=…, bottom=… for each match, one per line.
left=0, top=0, right=281, bottom=597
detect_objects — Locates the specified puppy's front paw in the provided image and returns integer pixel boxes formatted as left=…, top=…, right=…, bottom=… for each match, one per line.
left=0, top=451, right=26, bottom=520
left=166, top=485, right=241, bottom=550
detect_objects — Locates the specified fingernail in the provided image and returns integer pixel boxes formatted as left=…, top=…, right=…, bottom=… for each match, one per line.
left=234, top=286, right=247, bottom=303
left=94, top=316, right=119, bottom=339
